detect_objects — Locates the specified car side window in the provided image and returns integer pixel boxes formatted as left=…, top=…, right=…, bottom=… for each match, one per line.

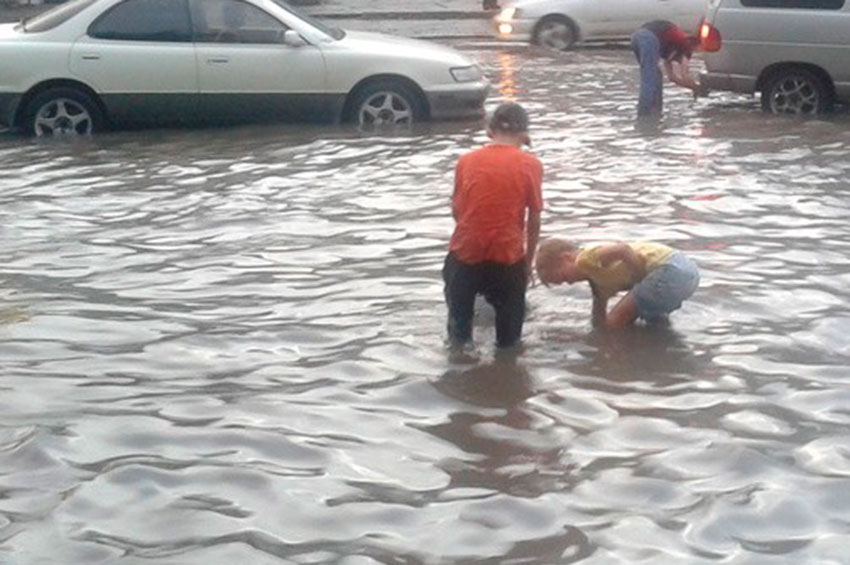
left=739, top=0, right=845, bottom=8
left=191, top=0, right=289, bottom=44
left=89, top=0, right=192, bottom=42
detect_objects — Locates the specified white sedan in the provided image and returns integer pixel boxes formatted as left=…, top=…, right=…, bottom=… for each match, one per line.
left=0, top=0, right=489, bottom=136
left=494, top=0, right=706, bottom=51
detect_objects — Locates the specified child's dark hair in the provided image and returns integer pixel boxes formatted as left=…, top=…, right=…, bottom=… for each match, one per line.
left=488, top=102, right=529, bottom=134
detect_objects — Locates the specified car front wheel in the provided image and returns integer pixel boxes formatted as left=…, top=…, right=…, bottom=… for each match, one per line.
left=23, top=87, right=104, bottom=136
left=533, top=16, right=577, bottom=51
left=348, top=80, right=425, bottom=129
left=761, top=68, right=833, bottom=116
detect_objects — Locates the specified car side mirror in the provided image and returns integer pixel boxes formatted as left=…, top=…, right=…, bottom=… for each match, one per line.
left=283, top=30, right=307, bottom=47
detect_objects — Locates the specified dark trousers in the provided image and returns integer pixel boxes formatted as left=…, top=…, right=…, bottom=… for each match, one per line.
left=442, top=252, right=527, bottom=348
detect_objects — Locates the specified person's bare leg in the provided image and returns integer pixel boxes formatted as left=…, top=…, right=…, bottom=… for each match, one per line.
left=605, top=292, right=639, bottom=329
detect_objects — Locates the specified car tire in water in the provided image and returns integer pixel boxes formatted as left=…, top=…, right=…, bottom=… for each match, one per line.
left=23, top=87, right=104, bottom=136
left=347, top=79, right=425, bottom=129
left=533, top=15, right=577, bottom=51
left=761, top=67, right=833, bottom=116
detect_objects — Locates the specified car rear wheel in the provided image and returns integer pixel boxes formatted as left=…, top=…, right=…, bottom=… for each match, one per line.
left=23, top=87, right=104, bottom=136
left=348, top=80, right=425, bottom=129
left=761, top=68, right=833, bottom=116
left=533, top=15, right=577, bottom=51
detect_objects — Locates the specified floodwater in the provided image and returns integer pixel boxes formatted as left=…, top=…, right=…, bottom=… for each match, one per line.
left=2, top=45, right=850, bottom=564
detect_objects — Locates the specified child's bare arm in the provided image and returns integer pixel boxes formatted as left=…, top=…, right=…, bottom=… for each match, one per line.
left=596, top=243, right=646, bottom=282
left=590, top=282, right=608, bottom=328
left=525, top=208, right=541, bottom=285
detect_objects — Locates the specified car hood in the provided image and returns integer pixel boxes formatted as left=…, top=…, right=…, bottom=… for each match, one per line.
left=334, top=30, right=472, bottom=67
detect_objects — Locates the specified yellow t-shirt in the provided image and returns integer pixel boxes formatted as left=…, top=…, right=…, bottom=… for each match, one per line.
left=576, top=241, right=675, bottom=297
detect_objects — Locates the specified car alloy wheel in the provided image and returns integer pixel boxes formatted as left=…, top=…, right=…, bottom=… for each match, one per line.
left=358, top=91, right=414, bottom=127
left=762, top=69, right=831, bottom=116
left=24, top=87, right=104, bottom=137
left=535, top=17, right=576, bottom=51
left=34, top=97, right=94, bottom=136
left=346, top=79, right=425, bottom=129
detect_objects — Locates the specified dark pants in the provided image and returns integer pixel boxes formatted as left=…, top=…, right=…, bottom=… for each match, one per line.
left=442, top=252, right=527, bottom=348
left=631, top=28, right=663, bottom=117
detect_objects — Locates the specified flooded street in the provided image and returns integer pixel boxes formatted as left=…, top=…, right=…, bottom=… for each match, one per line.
left=2, top=44, right=850, bottom=564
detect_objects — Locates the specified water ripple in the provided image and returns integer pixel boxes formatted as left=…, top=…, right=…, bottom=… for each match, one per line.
left=1, top=45, right=850, bottom=563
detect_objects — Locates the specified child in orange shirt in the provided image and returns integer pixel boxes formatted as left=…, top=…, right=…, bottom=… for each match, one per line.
left=443, top=103, right=543, bottom=349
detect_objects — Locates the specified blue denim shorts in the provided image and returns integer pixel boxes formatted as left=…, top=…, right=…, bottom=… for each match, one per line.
left=633, top=252, right=699, bottom=321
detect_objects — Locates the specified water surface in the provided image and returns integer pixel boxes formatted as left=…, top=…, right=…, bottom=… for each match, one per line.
left=1, top=46, right=850, bottom=564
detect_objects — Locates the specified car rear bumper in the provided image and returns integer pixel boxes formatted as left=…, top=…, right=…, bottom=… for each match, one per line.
left=426, top=80, right=489, bottom=121
left=700, top=72, right=757, bottom=95
left=0, top=92, right=22, bottom=128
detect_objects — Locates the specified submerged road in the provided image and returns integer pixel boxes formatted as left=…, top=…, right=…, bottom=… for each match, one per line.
left=3, top=37, right=850, bottom=563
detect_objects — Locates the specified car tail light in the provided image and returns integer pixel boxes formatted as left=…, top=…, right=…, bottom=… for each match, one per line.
left=700, top=21, right=722, bottom=52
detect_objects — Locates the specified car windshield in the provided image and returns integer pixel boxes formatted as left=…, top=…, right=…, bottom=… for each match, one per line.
left=270, top=0, right=345, bottom=40
left=16, top=0, right=98, bottom=33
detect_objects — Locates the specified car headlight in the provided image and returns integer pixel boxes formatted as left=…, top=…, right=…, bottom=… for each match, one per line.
left=451, top=65, right=483, bottom=83
left=497, top=7, right=521, bottom=21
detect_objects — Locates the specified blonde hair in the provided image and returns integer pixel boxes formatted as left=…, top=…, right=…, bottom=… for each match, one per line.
left=535, top=238, right=579, bottom=283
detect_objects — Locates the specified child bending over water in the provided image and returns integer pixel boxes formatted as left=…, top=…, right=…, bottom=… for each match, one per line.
left=535, top=238, right=699, bottom=329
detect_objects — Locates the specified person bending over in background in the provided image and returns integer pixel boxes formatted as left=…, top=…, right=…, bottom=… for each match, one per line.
left=535, top=238, right=699, bottom=329
left=443, top=102, right=543, bottom=349
left=631, top=20, right=708, bottom=118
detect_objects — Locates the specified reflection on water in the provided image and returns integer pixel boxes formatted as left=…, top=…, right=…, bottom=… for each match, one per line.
left=2, top=46, right=850, bottom=563
left=570, top=325, right=710, bottom=384
left=497, top=51, right=520, bottom=101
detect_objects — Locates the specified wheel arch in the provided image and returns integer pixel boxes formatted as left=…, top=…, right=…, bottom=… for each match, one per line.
left=341, top=74, right=430, bottom=123
left=756, top=62, right=835, bottom=97
left=532, top=13, right=580, bottom=45
left=14, top=79, right=107, bottom=129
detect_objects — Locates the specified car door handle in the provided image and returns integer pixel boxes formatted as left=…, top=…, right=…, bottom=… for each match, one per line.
left=80, top=54, right=101, bottom=60
left=207, top=57, right=230, bottom=64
